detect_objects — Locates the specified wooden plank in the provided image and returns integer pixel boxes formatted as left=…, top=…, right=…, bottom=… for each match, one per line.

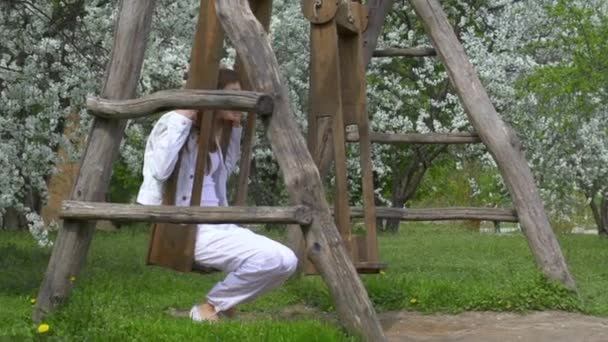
left=373, top=47, right=437, bottom=58
left=307, top=21, right=341, bottom=178
left=86, top=89, right=273, bottom=118
left=214, top=1, right=386, bottom=340
left=234, top=0, right=273, bottom=206
left=33, top=0, right=157, bottom=322
left=310, top=21, right=352, bottom=253
left=60, top=201, right=312, bottom=225
left=346, top=131, right=481, bottom=144
left=347, top=206, right=518, bottom=222
left=338, top=2, right=379, bottom=263
left=409, top=0, right=575, bottom=290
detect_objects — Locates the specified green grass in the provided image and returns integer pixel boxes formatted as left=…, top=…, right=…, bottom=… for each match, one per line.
left=1, top=223, right=607, bottom=340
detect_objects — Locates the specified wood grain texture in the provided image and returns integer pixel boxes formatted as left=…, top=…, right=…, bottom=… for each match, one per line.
left=348, top=206, right=518, bottom=222
left=86, top=89, right=273, bottom=118
left=33, top=0, right=157, bottom=322
left=335, top=0, right=361, bottom=35
left=346, top=131, right=481, bottom=144
left=373, top=47, right=437, bottom=57
left=309, top=20, right=352, bottom=254
left=215, top=1, right=386, bottom=340
left=234, top=0, right=273, bottom=205
left=61, top=201, right=312, bottom=225
left=338, top=1, right=379, bottom=263
left=301, top=0, right=338, bottom=24
left=409, top=0, right=575, bottom=290
left=362, top=0, right=395, bottom=66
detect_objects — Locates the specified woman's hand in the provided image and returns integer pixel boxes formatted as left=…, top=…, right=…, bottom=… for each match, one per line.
left=175, top=109, right=198, bottom=121
left=218, top=111, right=243, bottom=127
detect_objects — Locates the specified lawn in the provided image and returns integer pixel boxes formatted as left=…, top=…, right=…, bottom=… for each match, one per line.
left=1, top=223, right=607, bottom=340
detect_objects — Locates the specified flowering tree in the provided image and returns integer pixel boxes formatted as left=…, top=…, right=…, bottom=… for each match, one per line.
left=364, top=0, right=541, bottom=231
left=3, top=0, right=605, bottom=245
left=0, top=0, right=196, bottom=242
left=512, top=0, right=608, bottom=234
left=0, top=0, right=112, bottom=244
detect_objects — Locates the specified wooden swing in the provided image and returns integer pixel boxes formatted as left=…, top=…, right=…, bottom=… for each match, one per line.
left=34, top=1, right=575, bottom=340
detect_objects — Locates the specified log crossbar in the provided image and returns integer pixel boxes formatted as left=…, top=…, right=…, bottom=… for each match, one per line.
left=373, top=47, right=437, bottom=58
left=346, top=131, right=481, bottom=144
left=60, top=201, right=312, bottom=225
left=86, top=89, right=274, bottom=119
left=348, top=207, right=518, bottom=222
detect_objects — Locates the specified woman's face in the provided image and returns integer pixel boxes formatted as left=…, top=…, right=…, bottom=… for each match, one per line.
left=217, top=81, right=242, bottom=122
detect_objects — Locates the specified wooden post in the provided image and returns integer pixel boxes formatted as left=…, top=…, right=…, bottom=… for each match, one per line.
left=146, top=0, right=225, bottom=273
left=338, top=2, right=379, bottom=262
left=33, top=0, right=157, bottom=322
left=188, top=0, right=224, bottom=207
left=214, top=1, right=386, bottom=340
left=234, top=0, right=273, bottom=206
left=408, top=0, right=575, bottom=290
left=309, top=21, right=352, bottom=253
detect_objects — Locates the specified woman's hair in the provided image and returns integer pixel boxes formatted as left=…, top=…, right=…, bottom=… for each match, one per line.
left=217, top=68, right=240, bottom=90
left=204, top=67, right=241, bottom=174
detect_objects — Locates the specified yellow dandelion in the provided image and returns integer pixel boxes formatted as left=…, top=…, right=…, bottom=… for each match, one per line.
left=379, top=270, right=386, bottom=276
left=410, top=297, right=418, bottom=304
left=70, top=276, right=76, bottom=282
left=30, top=298, right=36, bottom=305
left=37, top=323, right=50, bottom=334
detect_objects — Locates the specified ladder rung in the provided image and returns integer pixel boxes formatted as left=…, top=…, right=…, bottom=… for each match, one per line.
left=347, top=207, right=517, bottom=222
left=60, top=201, right=311, bottom=225
left=346, top=131, right=481, bottom=144
left=373, top=47, right=437, bottom=58
left=86, top=89, right=274, bottom=119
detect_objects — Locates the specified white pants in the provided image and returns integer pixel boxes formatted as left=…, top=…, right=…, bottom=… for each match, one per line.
left=194, top=224, right=298, bottom=312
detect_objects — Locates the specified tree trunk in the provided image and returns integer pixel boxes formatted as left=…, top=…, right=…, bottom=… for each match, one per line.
left=591, top=193, right=608, bottom=236
left=601, top=195, right=608, bottom=236
left=385, top=197, right=405, bottom=233
left=385, top=145, right=444, bottom=232
left=2, top=208, right=21, bottom=230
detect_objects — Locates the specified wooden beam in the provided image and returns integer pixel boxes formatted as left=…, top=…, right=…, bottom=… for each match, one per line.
left=409, top=0, right=576, bottom=290
left=335, top=0, right=361, bottom=35
left=339, top=1, right=380, bottom=263
left=373, top=47, right=437, bottom=58
left=60, top=201, right=312, bottom=225
left=234, top=0, right=274, bottom=206
left=346, top=131, right=481, bottom=144
left=309, top=20, right=353, bottom=254
left=362, top=0, right=395, bottom=66
left=86, top=90, right=273, bottom=118
left=214, top=1, right=386, bottom=340
left=348, top=207, right=518, bottom=222
left=33, top=0, right=157, bottom=322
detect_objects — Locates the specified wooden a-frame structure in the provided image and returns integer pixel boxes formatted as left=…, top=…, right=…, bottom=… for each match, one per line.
left=34, top=1, right=575, bottom=341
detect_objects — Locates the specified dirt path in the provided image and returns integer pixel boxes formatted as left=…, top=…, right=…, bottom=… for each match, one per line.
left=168, top=306, right=608, bottom=341
left=380, top=310, right=608, bottom=342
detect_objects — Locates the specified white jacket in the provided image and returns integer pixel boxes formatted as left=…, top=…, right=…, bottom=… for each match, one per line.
left=136, top=111, right=242, bottom=207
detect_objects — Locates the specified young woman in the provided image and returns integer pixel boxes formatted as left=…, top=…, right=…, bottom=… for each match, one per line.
left=137, top=68, right=297, bottom=322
